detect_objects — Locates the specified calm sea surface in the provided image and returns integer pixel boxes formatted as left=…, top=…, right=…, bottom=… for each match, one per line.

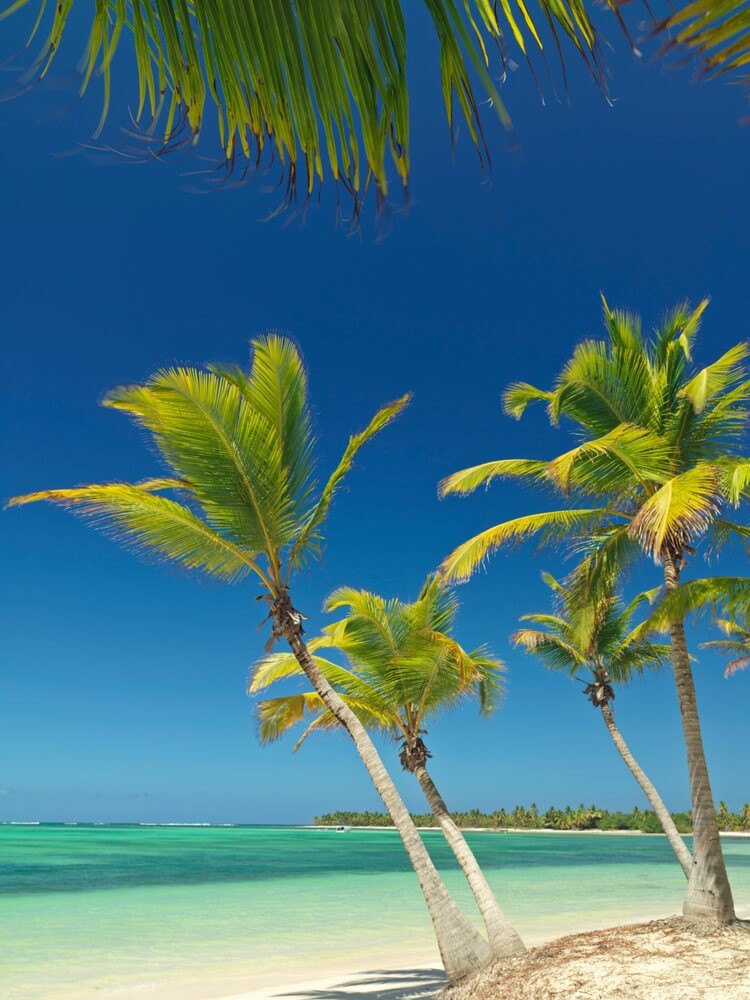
left=1, top=824, right=749, bottom=999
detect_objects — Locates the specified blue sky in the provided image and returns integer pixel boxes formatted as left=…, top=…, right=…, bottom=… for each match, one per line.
left=2, top=8, right=749, bottom=823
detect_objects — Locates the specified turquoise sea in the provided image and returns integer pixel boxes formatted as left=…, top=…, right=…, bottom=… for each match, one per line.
left=2, top=824, right=749, bottom=1000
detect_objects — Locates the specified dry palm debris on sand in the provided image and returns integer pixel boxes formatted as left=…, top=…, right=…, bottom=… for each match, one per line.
left=438, top=918, right=750, bottom=999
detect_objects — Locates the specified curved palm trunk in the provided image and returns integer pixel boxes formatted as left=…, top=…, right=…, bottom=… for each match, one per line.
left=663, top=555, right=735, bottom=922
left=412, top=763, right=526, bottom=959
left=279, top=617, right=492, bottom=983
left=599, top=704, right=692, bottom=878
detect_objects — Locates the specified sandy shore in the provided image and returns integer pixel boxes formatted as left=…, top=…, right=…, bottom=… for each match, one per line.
left=91, top=909, right=711, bottom=1000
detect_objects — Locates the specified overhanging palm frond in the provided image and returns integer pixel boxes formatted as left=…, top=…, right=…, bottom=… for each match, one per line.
left=657, top=0, right=750, bottom=84
left=2, top=0, right=602, bottom=205
left=439, top=508, right=608, bottom=583
left=6, top=483, right=259, bottom=581
left=288, top=393, right=411, bottom=571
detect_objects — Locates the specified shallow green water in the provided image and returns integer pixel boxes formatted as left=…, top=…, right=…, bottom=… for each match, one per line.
left=1, top=824, right=749, bottom=999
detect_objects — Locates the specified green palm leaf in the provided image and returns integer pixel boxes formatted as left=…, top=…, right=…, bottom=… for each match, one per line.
left=2, top=0, right=603, bottom=205
left=628, top=464, right=722, bottom=557
left=438, top=459, right=548, bottom=497
left=440, top=508, right=607, bottom=583
left=7, top=482, right=259, bottom=580
left=105, top=367, right=296, bottom=555
left=288, top=393, right=411, bottom=571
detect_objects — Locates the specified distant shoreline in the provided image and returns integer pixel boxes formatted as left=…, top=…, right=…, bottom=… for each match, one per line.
left=305, top=824, right=750, bottom=837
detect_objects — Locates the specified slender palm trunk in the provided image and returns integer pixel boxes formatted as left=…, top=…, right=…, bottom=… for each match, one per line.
left=412, top=763, right=526, bottom=959
left=663, top=554, right=735, bottom=922
left=599, top=703, right=692, bottom=878
left=279, top=618, right=492, bottom=982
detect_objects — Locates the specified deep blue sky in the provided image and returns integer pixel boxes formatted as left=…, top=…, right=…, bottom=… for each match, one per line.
left=2, top=8, right=749, bottom=823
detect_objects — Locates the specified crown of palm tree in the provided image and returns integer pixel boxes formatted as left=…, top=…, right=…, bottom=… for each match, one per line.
left=511, top=573, right=670, bottom=698
left=439, top=298, right=750, bottom=600
left=8, top=335, right=410, bottom=603
left=5, top=2, right=748, bottom=209
left=249, top=576, right=504, bottom=751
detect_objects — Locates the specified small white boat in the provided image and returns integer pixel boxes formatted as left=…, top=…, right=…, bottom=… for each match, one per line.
left=335, top=825, right=350, bottom=833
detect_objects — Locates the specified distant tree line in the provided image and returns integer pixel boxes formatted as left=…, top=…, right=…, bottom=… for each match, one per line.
left=315, top=803, right=750, bottom=834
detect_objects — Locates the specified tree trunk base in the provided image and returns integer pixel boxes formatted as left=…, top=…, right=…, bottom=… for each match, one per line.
left=682, top=874, right=736, bottom=924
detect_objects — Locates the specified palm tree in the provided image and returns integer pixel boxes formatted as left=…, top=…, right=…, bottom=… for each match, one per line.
left=2, top=1, right=748, bottom=210
left=8, top=335, right=493, bottom=982
left=511, top=574, right=692, bottom=876
left=250, top=577, right=526, bottom=960
left=439, top=298, right=749, bottom=922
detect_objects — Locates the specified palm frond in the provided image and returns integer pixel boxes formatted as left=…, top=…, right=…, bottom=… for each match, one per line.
left=212, top=335, right=315, bottom=503
left=510, top=628, right=585, bottom=674
left=7, top=482, right=258, bottom=581
left=257, top=691, right=328, bottom=744
left=438, top=458, right=548, bottom=497
left=724, top=656, right=750, bottom=677
left=680, top=343, right=750, bottom=414
left=249, top=647, right=342, bottom=693
left=502, top=382, right=556, bottom=420
left=646, top=576, right=750, bottom=630
left=628, top=464, right=722, bottom=558
left=106, top=367, right=296, bottom=559
left=705, top=517, right=750, bottom=557
left=2, top=0, right=603, bottom=207
left=657, top=0, right=750, bottom=84
left=546, top=423, right=673, bottom=495
left=288, top=393, right=411, bottom=570
left=439, top=508, right=608, bottom=583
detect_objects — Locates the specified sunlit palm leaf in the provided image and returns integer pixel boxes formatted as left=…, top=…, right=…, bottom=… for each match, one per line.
left=546, top=423, right=673, bottom=495
left=7, top=482, right=257, bottom=580
left=105, top=367, right=297, bottom=554
left=646, top=576, right=750, bottom=629
left=628, top=464, right=722, bottom=557
left=212, top=335, right=315, bottom=503
left=680, top=343, right=750, bottom=414
left=289, top=394, right=411, bottom=570
left=439, top=508, right=607, bottom=583
left=438, top=458, right=548, bottom=497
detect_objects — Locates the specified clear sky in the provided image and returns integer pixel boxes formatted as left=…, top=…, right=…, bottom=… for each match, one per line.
left=2, top=8, right=749, bottom=824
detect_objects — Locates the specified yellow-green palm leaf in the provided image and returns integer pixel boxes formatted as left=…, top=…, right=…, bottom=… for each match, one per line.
left=628, top=465, right=722, bottom=557
left=8, top=482, right=258, bottom=580
left=440, top=508, right=608, bottom=583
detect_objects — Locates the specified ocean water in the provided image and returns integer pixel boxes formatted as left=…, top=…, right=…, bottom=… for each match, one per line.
left=1, top=824, right=749, bottom=999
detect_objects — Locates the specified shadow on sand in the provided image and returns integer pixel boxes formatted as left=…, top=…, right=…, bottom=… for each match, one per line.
left=277, top=967, right=448, bottom=1000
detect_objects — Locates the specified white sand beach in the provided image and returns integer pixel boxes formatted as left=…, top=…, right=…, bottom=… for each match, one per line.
left=82, top=907, right=750, bottom=1000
